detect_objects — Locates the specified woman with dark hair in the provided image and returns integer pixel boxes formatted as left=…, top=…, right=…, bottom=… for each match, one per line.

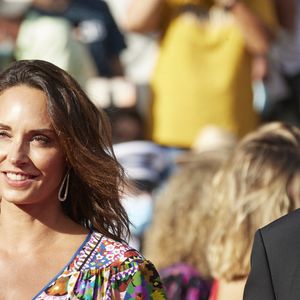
left=0, top=59, right=166, bottom=299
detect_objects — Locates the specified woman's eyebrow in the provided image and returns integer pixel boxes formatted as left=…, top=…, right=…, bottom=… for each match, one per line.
left=0, top=124, right=55, bottom=134
left=29, top=128, right=56, bottom=134
left=0, top=123, right=10, bottom=130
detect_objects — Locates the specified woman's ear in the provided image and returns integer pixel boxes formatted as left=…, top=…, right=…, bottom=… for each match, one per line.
left=286, top=171, right=300, bottom=209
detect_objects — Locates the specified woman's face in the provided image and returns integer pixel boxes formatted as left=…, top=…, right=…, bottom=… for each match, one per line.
left=0, top=85, right=66, bottom=206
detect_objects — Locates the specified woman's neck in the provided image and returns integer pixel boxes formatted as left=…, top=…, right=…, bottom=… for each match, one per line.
left=215, top=278, right=247, bottom=300
left=0, top=200, right=87, bottom=253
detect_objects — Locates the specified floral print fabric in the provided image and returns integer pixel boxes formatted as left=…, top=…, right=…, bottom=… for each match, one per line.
left=33, top=231, right=166, bottom=299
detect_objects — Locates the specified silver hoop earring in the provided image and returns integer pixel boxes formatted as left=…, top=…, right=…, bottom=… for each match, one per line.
left=58, top=171, right=70, bottom=202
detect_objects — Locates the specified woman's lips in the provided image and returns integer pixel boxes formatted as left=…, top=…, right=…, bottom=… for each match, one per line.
left=5, top=172, right=35, bottom=181
left=3, top=171, right=38, bottom=188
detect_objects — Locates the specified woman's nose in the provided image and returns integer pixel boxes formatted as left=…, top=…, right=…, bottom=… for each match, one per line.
left=7, top=141, right=29, bottom=165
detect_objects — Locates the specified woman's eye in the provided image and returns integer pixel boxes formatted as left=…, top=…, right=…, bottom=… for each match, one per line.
left=0, top=131, right=10, bottom=138
left=32, top=135, right=51, bottom=145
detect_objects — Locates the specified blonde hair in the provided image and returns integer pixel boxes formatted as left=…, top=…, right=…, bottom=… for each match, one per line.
left=143, top=150, right=231, bottom=278
left=207, top=122, right=300, bottom=281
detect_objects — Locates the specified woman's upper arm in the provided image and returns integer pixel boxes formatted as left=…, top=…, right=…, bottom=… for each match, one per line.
left=243, top=230, right=276, bottom=300
left=111, top=257, right=167, bottom=299
left=122, top=0, right=165, bottom=33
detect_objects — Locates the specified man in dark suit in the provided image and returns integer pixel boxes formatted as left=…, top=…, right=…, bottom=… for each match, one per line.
left=244, top=208, right=300, bottom=300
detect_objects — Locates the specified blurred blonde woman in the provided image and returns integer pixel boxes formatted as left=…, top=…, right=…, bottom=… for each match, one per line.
left=143, top=149, right=232, bottom=299
left=207, top=122, right=300, bottom=300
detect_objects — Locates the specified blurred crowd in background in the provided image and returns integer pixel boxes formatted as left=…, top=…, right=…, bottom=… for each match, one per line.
left=1, top=0, right=300, bottom=299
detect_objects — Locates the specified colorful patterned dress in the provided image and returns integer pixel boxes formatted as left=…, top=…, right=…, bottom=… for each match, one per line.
left=32, top=231, right=166, bottom=299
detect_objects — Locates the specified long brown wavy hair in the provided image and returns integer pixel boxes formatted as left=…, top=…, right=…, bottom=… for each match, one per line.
left=0, top=59, right=129, bottom=241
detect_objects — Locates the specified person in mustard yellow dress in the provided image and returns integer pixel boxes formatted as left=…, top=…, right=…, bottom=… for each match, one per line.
left=124, top=0, right=278, bottom=149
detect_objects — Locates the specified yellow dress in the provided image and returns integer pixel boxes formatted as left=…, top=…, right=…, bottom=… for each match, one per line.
left=151, top=0, right=277, bottom=148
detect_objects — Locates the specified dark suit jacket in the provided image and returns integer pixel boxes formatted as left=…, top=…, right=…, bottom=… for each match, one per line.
left=243, top=208, right=300, bottom=300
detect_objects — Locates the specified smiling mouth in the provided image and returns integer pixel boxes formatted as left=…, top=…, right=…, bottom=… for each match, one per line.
left=4, top=172, right=36, bottom=181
